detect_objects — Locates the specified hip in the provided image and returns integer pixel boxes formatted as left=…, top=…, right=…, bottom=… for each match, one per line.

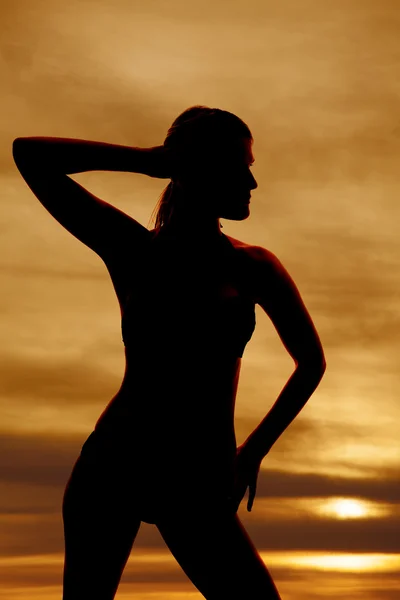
left=80, top=427, right=236, bottom=489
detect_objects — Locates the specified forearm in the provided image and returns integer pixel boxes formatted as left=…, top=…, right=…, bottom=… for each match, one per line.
left=243, top=364, right=325, bottom=462
left=12, top=136, right=152, bottom=176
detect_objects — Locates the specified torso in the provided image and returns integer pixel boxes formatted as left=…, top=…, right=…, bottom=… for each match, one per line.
left=93, top=225, right=259, bottom=470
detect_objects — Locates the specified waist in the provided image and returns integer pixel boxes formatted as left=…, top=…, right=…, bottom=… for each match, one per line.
left=120, top=351, right=241, bottom=407
left=94, top=357, right=241, bottom=436
left=95, top=386, right=237, bottom=432
left=123, top=344, right=242, bottom=373
left=94, top=405, right=237, bottom=464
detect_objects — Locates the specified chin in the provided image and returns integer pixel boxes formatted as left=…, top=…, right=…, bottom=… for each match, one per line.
left=220, top=205, right=250, bottom=221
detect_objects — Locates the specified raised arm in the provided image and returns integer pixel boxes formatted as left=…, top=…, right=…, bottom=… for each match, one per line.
left=12, top=137, right=172, bottom=262
left=241, top=247, right=326, bottom=462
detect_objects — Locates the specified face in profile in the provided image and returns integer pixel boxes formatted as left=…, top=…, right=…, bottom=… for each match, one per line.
left=175, top=137, right=258, bottom=222
left=210, top=137, right=258, bottom=221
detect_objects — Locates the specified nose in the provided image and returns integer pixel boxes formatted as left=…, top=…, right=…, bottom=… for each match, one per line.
left=249, top=172, right=258, bottom=191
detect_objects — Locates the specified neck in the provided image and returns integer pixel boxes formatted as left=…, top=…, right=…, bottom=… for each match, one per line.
left=159, top=214, right=224, bottom=242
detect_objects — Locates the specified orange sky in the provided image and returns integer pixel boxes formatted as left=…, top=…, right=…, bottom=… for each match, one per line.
left=1, top=0, right=400, bottom=598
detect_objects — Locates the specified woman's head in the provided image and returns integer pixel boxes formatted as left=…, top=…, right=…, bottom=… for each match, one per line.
left=149, top=105, right=257, bottom=231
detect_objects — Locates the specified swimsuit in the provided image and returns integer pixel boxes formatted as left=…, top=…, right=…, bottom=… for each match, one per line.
left=121, top=230, right=256, bottom=359
left=75, top=230, right=257, bottom=524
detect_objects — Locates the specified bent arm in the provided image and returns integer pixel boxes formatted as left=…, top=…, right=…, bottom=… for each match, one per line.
left=240, top=364, right=325, bottom=463
left=12, top=137, right=156, bottom=176
left=12, top=138, right=153, bottom=260
left=242, top=247, right=326, bottom=463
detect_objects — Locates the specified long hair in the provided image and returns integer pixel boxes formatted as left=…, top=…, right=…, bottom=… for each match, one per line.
left=148, top=105, right=253, bottom=231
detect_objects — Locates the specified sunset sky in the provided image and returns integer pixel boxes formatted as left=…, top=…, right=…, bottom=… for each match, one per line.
left=1, top=0, right=400, bottom=598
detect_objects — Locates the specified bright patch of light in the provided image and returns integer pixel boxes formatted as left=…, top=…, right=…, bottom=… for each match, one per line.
left=317, top=497, right=385, bottom=519
left=290, top=553, right=399, bottom=572
left=255, top=496, right=392, bottom=521
left=328, top=498, right=366, bottom=519
left=259, top=551, right=400, bottom=573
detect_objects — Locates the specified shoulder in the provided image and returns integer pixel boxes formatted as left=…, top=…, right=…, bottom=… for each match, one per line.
left=224, top=233, right=277, bottom=267
left=224, top=234, right=286, bottom=303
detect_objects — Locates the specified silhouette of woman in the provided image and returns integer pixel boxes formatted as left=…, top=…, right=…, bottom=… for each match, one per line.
left=12, top=105, right=326, bottom=600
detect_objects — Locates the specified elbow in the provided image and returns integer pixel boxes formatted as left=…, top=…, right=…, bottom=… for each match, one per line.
left=13, top=137, right=29, bottom=152
left=12, top=138, right=22, bottom=160
left=12, top=138, right=29, bottom=166
left=13, top=137, right=60, bottom=173
left=12, top=138, right=42, bottom=171
left=295, top=356, right=326, bottom=378
left=13, top=136, right=41, bottom=152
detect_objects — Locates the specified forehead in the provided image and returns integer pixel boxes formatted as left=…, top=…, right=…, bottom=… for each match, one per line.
left=221, top=138, right=254, bottom=163
left=243, top=139, right=254, bottom=162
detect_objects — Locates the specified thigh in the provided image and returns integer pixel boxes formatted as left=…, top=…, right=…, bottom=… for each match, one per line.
left=155, top=502, right=281, bottom=600
left=61, top=431, right=142, bottom=600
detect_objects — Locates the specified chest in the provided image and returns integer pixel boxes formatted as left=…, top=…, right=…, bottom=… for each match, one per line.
left=125, top=241, right=254, bottom=318
left=108, top=236, right=253, bottom=305
left=106, top=236, right=257, bottom=357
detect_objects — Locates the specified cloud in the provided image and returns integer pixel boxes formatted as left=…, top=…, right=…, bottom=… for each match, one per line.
left=1, top=426, right=399, bottom=502
left=0, top=351, right=118, bottom=407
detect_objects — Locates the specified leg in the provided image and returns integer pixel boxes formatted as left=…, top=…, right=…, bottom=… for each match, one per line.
left=155, top=500, right=282, bottom=600
left=61, top=433, right=142, bottom=600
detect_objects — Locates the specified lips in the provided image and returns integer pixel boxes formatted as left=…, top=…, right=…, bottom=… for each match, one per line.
left=235, top=193, right=250, bottom=204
